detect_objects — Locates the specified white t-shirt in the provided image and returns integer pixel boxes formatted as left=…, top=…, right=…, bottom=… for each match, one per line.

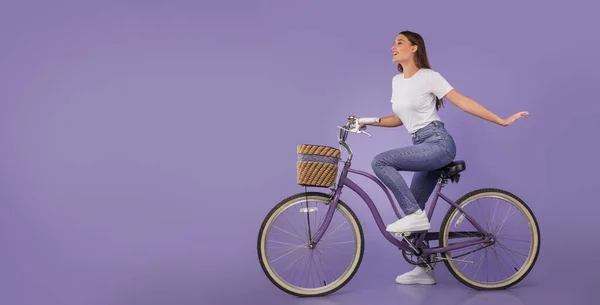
left=390, top=68, right=454, bottom=134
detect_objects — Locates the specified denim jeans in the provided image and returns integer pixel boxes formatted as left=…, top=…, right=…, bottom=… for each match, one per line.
left=371, top=121, right=457, bottom=215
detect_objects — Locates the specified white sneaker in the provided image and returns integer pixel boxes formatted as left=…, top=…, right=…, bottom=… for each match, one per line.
left=395, top=266, right=436, bottom=285
left=386, top=210, right=431, bottom=233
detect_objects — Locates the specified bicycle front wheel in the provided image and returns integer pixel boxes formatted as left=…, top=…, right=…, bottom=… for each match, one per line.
left=439, top=188, right=540, bottom=290
left=257, top=191, right=364, bottom=297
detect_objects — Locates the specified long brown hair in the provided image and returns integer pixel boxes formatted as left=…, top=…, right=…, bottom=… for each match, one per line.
left=397, top=31, right=444, bottom=110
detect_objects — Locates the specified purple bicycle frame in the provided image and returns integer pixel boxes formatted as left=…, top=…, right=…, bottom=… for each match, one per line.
left=310, top=160, right=490, bottom=254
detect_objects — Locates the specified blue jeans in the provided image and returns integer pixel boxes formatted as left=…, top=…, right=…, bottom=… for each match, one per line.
left=371, top=121, right=457, bottom=215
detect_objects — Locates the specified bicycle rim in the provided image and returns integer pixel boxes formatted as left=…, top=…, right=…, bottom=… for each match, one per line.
left=257, top=192, right=364, bottom=297
left=439, top=188, right=540, bottom=290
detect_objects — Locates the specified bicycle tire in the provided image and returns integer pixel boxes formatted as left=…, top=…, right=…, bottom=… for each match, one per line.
left=439, top=188, right=540, bottom=290
left=257, top=191, right=365, bottom=297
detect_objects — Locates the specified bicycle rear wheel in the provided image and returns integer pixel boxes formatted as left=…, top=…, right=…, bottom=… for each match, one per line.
left=439, top=188, right=540, bottom=290
left=257, top=191, right=364, bottom=297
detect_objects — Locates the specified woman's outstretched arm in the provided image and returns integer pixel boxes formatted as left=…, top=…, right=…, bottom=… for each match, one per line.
left=444, top=89, right=528, bottom=126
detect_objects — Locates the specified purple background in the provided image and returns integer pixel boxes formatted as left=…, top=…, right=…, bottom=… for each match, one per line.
left=1, top=0, right=599, bottom=304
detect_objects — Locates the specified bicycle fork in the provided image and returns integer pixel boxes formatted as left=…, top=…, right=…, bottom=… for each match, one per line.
left=303, top=186, right=342, bottom=249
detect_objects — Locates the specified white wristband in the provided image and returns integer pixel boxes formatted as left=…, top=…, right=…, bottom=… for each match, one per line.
left=357, top=117, right=380, bottom=125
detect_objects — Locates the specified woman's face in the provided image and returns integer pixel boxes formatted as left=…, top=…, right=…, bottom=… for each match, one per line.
left=391, top=34, right=417, bottom=63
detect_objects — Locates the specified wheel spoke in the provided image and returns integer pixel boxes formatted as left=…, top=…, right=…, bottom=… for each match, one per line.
left=271, top=225, right=306, bottom=242
left=270, top=244, right=305, bottom=263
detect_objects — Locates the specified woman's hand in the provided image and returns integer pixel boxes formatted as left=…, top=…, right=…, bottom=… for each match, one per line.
left=500, top=111, right=529, bottom=126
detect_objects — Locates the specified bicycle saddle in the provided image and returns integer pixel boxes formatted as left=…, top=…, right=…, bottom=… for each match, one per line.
left=440, top=160, right=466, bottom=181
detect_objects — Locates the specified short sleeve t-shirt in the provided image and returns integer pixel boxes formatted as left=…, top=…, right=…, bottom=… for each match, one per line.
left=390, top=68, right=453, bottom=134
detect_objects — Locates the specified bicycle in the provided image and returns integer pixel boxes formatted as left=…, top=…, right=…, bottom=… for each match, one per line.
left=257, top=115, right=540, bottom=297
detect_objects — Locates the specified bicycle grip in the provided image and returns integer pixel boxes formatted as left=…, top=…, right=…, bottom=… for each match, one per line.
left=357, top=117, right=380, bottom=125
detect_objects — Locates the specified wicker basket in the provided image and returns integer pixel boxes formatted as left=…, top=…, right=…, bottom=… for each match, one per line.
left=297, top=144, right=341, bottom=187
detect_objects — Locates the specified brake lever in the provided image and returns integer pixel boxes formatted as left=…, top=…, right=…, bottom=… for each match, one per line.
left=336, top=126, right=371, bottom=138
left=360, top=130, right=371, bottom=137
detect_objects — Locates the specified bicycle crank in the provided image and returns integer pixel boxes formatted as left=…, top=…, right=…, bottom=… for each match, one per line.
left=399, top=238, right=438, bottom=270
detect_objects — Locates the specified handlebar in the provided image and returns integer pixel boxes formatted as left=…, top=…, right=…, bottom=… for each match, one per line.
left=338, top=115, right=373, bottom=136
left=336, top=115, right=375, bottom=163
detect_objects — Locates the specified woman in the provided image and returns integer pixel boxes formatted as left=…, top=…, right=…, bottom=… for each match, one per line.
left=358, top=31, right=528, bottom=285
